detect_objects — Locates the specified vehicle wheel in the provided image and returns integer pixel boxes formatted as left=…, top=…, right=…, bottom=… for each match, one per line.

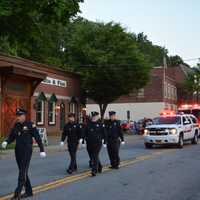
left=192, top=133, right=198, bottom=145
left=177, top=135, right=184, bottom=148
left=145, top=143, right=153, bottom=149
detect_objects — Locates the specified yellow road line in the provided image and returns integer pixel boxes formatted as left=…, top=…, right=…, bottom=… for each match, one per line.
left=0, top=149, right=176, bottom=200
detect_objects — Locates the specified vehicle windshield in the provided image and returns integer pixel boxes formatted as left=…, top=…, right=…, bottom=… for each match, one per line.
left=154, top=116, right=181, bottom=125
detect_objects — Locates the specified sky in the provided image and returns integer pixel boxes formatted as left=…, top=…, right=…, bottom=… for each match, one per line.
left=80, top=0, right=200, bottom=66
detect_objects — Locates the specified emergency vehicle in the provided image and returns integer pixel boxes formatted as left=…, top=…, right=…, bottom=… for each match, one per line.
left=178, top=104, right=200, bottom=127
left=144, top=111, right=199, bottom=149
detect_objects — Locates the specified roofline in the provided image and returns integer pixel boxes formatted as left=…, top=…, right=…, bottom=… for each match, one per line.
left=0, top=53, right=80, bottom=78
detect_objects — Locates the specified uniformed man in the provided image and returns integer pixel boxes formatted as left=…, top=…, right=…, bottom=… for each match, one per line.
left=60, top=113, right=83, bottom=174
left=1, top=108, right=46, bottom=200
left=84, top=111, right=107, bottom=176
left=105, top=111, right=125, bottom=169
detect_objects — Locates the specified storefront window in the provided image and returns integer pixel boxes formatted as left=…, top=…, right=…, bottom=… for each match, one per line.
left=69, top=103, right=76, bottom=113
left=48, top=102, right=56, bottom=125
left=36, top=101, right=44, bottom=125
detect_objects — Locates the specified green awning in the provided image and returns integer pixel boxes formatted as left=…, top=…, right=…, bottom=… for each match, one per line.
left=49, top=93, right=58, bottom=102
left=37, top=92, right=47, bottom=101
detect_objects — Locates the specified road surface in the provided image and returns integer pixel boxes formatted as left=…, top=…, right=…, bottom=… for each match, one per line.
left=1, top=136, right=200, bottom=200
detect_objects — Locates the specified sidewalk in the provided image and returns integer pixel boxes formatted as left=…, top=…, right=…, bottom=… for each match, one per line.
left=0, top=134, right=143, bottom=160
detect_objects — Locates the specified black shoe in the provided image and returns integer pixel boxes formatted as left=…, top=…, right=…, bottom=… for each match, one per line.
left=91, top=171, right=96, bottom=177
left=21, top=193, right=33, bottom=199
left=67, top=169, right=73, bottom=174
left=109, top=166, right=114, bottom=169
left=113, top=166, right=119, bottom=169
left=11, top=195, right=21, bottom=200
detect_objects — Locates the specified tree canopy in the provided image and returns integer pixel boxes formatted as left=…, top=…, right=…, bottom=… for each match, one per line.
left=0, top=1, right=187, bottom=117
left=61, top=19, right=151, bottom=116
left=0, top=0, right=83, bottom=58
left=183, top=64, right=200, bottom=103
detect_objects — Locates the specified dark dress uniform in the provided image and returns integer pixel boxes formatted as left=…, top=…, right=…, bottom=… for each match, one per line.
left=84, top=114, right=107, bottom=176
left=61, top=121, right=83, bottom=173
left=5, top=120, right=44, bottom=199
left=105, top=112, right=124, bottom=169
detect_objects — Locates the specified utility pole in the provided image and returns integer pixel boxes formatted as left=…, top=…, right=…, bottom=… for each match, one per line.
left=163, top=56, right=167, bottom=108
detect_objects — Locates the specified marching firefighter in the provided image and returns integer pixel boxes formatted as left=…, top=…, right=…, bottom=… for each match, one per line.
left=1, top=108, right=46, bottom=200
left=60, top=113, right=83, bottom=174
left=84, top=111, right=107, bottom=176
left=105, top=111, right=125, bottom=169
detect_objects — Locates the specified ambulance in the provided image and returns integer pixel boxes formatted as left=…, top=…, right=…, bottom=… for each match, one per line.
left=178, top=104, right=200, bottom=127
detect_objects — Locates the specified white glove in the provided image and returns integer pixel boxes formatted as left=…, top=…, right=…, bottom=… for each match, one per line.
left=40, top=152, right=46, bottom=158
left=121, top=141, right=125, bottom=146
left=79, top=139, right=83, bottom=144
left=60, top=141, right=64, bottom=147
left=103, top=144, right=107, bottom=148
left=1, top=141, right=8, bottom=149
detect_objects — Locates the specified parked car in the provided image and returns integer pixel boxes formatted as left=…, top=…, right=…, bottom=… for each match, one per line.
left=121, top=120, right=130, bottom=131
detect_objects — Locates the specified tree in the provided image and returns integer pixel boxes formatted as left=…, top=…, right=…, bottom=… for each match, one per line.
left=135, top=32, right=168, bottom=66
left=167, top=55, right=184, bottom=66
left=183, top=65, right=200, bottom=103
left=0, top=0, right=83, bottom=57
left=62, top=19, right=151, bottom=118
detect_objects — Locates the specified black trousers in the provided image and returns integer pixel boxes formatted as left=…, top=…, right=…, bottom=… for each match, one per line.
left=87, top=143, right=102, bottom=173
left=107, top=139, right=120, bottom=167
left=14, top=148, right=33, bottom=196
left=68, top=142, right=79, bottom=171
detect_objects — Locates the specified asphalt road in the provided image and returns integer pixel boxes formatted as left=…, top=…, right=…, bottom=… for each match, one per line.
left=1, top=136, right=200, bottom=200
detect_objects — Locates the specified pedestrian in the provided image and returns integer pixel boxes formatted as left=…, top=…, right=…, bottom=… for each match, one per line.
left=83, top=111, right=107, bottom=176
left=60, top=113, right=83, bottom=174
left=105, top=111, right=125, bottom=169
left=1, top=108, right=46, bottom=200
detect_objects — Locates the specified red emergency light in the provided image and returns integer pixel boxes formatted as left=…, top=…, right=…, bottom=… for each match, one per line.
left=179, top=104, right=200, bottom=109
left=160, top=110, right=176, bottom=117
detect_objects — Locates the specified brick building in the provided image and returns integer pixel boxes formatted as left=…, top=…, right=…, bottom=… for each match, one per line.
left=87, top=65, right=192, bottom=121
left=0, top=54, right=81, bottom=137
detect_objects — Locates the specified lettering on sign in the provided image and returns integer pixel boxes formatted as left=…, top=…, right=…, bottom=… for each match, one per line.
left=42, top=77, right=67, bottom=87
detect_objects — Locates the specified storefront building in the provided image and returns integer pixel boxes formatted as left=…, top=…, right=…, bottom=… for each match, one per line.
left=0, top=54, right=81, bottom=137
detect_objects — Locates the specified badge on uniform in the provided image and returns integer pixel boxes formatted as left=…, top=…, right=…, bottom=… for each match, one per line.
left=90, top=128, right=94, bottom=132
left=23, top=126, right=28, bottom=130
left=114, top=122, right=117, bottom=126
left=18, top=132, right=21, bottom=136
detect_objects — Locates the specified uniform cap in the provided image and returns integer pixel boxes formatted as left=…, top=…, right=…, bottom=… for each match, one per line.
left=91, top=111, right=99, bottom=117
left=16, top=108, right=27, bottom=116
left=109, top=111, right=116, bottom=116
